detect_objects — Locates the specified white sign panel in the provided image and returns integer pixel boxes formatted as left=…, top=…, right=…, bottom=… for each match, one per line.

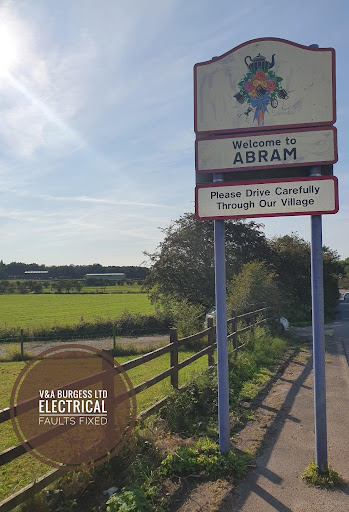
left=196, top=127, right=337, bottom=173
left=194, top=38, right=335, bottom=134
left=195, top=177, right=338, bottom=220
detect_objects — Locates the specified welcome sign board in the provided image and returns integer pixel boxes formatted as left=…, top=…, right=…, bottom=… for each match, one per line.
left=196, top=127, right=337, bottom=173
left=194, top=38, right=335, bottom=135
left=195, top=176, right=338, bottom=220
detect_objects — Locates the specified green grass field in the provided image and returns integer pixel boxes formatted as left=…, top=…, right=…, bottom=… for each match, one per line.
left=0, top=349, right=209, bottom=501
left=0, top=293, right=155, bottom=330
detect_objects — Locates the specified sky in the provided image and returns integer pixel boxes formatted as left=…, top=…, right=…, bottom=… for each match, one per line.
left=0, top=0, right=348, bottom=266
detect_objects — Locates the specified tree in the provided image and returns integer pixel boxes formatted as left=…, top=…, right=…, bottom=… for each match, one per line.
left=338, top=257, right=349, bottom=288
left=31, top=281, right=43, bottom=294
left=62, top=280, right=74, bottom=293
left=269, top=234, right=340, bottom=321
left=0, top=280, right=10, bottom=294
left=144, top=213, right=270, bottom=308
left=73, top=281, right=83, bottom=293
left=52, top=281, right=64, bottom=293
left=17, top=281, right=29, bottom=294
left=0, top=260, right=6, bottom=279
left=227, top=261, right=283, bottom=315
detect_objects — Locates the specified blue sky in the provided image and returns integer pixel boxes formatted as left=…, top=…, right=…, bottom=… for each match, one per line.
left=0, top=0, right=348, bottom=265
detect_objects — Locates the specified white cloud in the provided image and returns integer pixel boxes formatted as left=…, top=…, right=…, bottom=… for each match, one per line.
left=36, top=193, right=172, bottom=208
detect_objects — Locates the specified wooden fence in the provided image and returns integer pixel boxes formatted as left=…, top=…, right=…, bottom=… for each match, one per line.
left=0, top=305, right=269, bottom=511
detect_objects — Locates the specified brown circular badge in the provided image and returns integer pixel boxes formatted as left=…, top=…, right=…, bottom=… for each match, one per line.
left=10, top=344, right=136, bottom=471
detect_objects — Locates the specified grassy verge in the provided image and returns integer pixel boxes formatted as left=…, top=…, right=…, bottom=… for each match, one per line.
left=11, top=326, right=290, bottom=511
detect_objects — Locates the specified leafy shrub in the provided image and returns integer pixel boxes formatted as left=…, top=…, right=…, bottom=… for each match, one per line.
left=160, top=438, right=248, bottom=478
left=106, top=487, right=151, bottom=512
left=160, top=371, right=218, bottom=434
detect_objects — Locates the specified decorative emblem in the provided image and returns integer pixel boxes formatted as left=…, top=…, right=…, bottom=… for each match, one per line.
left=234, top=53, right=289, bottom=126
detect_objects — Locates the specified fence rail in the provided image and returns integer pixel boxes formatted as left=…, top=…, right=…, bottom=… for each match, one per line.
left=0, top=305, right=270, bottom=511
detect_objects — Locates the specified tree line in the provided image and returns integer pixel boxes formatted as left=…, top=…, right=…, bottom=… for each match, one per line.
left=0, top=262, right=148, bottom=280
left=0, top=279, right=141, bottom=295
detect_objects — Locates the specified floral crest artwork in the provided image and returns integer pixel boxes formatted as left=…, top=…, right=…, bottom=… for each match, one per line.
left=234, top=53, right=289, bottom=126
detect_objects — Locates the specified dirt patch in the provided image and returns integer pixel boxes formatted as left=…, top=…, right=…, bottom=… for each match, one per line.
left=173, top=480, right=233, bottom=512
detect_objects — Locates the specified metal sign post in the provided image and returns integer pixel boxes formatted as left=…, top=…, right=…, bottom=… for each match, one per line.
left=308, top=44, right=328, bottom=473
left=213, top=173, right=230, bottom=454
left=310, top=165, right=328, bottom=472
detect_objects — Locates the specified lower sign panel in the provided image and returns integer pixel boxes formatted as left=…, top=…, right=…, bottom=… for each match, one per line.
left=195, top=176, right=338, bottom=220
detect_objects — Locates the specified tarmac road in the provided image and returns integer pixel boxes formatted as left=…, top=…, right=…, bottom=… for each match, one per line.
left=223, top=299, right=349, bottom=512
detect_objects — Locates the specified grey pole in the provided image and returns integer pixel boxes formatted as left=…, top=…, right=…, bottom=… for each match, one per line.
left=310, top=164, right=328, bottom=472
left=213, top=172, right=230, bottom=454
left=209, top=55, right=230, bottom=453
left=308, top=43, right=328, bottom=473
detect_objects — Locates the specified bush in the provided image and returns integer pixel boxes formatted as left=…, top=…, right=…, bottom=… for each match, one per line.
left=0, top=311, right=172, bottom=343
left=227, top=261, right=283, bottom=316
left=160, top=371, right=218, bottom=435
left=157, top=298, right=205, bottom=337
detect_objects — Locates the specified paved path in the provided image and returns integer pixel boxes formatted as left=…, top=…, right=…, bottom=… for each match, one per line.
left=223, top=300, right=349, bottom=512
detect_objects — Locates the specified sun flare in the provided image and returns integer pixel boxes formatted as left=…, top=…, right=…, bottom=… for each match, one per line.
left=0, top=25, right=18, bottom=74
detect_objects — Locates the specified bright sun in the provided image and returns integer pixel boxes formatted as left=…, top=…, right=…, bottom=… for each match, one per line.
left=0, top=25, right=18, bottom=74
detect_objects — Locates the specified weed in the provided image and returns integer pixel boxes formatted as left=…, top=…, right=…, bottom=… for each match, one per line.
left=160, top=438, right=248, bottom=479
left=301, top=462, right=343, bottom=489
left=239, top=370, right=271, bottom=401
left=242, top=410, right=255, bottom=421
left=106, top=487, right=151, bottom=512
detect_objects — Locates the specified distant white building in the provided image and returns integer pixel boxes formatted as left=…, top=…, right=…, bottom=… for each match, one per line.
left=24, top=271, right=49, bottom=279
left=84, top=273, right=126, bottom=281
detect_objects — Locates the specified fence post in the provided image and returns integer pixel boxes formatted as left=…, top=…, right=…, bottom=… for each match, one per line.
left=207, top=317, right=215, bottom=368
left=231, top=311, right=237, bottom=355
left=170, top=328, right=179, bottom=390
left=102, top=350, right=115, bottom=441
left=20, top=329, right=24, bottom=359
left=113, top=323, right=116, bottom=352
